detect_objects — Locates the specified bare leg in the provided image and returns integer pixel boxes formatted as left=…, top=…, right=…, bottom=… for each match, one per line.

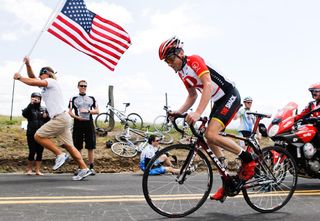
left=88, top=149, right=94, bottom=166
left=63, top=144, right=87, bottom=169
left=35, top=161, right=43, bottom=175
left=34, top=134, right=62, bottom=156
left=27, top=160, right=33, bottom=175
left=205, top=120, right=242, bottom=155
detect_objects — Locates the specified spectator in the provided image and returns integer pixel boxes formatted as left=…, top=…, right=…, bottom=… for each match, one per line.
left=69, top=80, right=99, bottom=175
left=140, top=135, right=178, bottom=175
left=22, top=92, right=49, bottom=175
left=13, top=56, right=92, bottom=181
left=234, top=96, right=256, bottom=148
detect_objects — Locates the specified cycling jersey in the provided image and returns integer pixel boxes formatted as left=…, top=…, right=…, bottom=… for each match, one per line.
left=69, top=94, right=97, bottom=121
left=178, top=55, right=235, bottom=102
left=295, top=101, right=320, bottom=121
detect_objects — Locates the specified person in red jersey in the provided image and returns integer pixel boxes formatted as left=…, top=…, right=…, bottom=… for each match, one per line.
left=159, top=36, right=257, bottom=202
left=295, top=83, right=320, bottom=121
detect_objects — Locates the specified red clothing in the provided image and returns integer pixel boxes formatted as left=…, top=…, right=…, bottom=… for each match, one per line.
left=295, top=101, right=320, bottom=121
left=178, top=55, right=234, bottom=102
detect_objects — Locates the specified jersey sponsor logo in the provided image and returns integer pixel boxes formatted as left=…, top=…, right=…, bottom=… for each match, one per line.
left=220, top=95, right=237, bottom=116
left=191, top=62, right=201, bottom=72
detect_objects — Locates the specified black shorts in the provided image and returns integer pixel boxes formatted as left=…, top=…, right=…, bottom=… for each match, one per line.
left=209, top=87, right=241, bottom=128
left=72, top=121, right=96, bottom=150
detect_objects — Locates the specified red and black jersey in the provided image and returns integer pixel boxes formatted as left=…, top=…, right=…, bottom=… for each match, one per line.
left=178, top=55, right=235, bottom=102
left=295, top=101, right=320, bottom=121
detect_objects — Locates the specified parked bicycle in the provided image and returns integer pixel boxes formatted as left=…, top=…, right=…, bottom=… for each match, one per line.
left=95, top=100, right=143, bottom=132
left=142, top=112, right=298, bottom=218
left=111, top=126, right=173, bottom=158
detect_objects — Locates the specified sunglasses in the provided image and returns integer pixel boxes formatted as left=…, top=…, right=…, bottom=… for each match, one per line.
left=39, top=68, right=51, bottom=75
left=79, top=85, right=87, bottom=88
left=164, top=54, right=176, bottom=64
left=155, top=139, right=161, bottom=142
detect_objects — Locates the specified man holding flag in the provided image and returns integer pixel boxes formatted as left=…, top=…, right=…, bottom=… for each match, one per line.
left=13, top=57, right=92, bottom=181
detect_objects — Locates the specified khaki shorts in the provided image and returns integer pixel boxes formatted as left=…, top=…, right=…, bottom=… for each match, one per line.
left=36, top=112, right=73, bottom=146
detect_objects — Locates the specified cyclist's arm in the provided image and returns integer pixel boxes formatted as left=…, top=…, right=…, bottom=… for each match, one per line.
left=194, top=73, right=213, bottom=116
left=177, top=87, right=198, bottom=113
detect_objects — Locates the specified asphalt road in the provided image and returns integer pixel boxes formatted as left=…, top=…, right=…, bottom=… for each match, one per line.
left=0, top=173, right=319, bottom=221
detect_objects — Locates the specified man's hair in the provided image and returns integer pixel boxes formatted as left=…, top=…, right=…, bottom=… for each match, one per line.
left=78, top=80, right=87, bottom=86
left=148, top=135, right=156, bottom=144
left=40, top=66, right=56, bottom=79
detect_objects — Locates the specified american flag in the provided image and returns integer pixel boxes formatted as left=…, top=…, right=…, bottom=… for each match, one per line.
left=47, top=0, right=131, bottom=71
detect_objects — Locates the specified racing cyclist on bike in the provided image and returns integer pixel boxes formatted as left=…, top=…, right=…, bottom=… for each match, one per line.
left=159, top=36, right=256, bottom=202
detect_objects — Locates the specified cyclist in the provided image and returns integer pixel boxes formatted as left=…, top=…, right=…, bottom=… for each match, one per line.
left=139, top=135, right=178, bottom=174
left=295, top=82, right=320, bottom=121
left=159, top=36, right=256, bottom=202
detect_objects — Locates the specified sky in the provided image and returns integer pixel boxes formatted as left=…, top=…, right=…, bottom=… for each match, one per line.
left=0, top=0, right=319, bottom=129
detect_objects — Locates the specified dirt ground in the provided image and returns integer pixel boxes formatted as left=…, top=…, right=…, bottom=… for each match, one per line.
left=0, top=121, right=273, bottom=174
left=0, top=125, right=140, bottom=174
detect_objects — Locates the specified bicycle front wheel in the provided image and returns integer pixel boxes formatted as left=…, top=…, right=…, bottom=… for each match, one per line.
left=95, top=113, right=115, bottom=132
left=242, top=146, right=298, bottom=213
left=111, top=142, right=138, bottom=158
left=142, top=144, right=213, bottom=218
left=127, top=113, right=143, bottom=129
left=153, top=115, right=171, bottom=133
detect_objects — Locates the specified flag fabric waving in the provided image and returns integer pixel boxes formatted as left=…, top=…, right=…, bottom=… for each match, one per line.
left=47, top=0, right=131, bottom=71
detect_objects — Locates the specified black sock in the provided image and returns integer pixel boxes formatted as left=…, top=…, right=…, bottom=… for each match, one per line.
left=239, top=151, right=253, bottom=163
left=89, top=164, right=94, bottom=169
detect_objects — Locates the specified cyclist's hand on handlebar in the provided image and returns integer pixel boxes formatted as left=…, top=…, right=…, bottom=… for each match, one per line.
left=167, top=110, right=181, bottom=122
left=186, top=112, right=201, bottom=125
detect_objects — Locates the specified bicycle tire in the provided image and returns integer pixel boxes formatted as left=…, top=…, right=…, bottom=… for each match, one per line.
left=127, top=113, right=143, bottom=129
left=111, top=142, right=138, bottom=158
left=153, top=115, right=171, bottom=133
left=95, top=113, right=115, bottom=132
left=242, top=146, right=297, bottom=213
left=142, top=144, right=213, bottom=218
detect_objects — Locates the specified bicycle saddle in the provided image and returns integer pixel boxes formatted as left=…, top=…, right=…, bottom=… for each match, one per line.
left=123, top=103, right=130, bottom=107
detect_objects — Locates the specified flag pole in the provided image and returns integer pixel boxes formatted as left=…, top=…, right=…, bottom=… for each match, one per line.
left=9, top=0, right=66, bottom=120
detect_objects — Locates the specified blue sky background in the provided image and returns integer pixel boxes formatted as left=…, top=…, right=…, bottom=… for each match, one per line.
left=1, top=0, right=319, bottom=128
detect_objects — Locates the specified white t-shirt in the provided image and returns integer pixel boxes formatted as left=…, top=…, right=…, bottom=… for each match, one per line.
left=41, top=78, right=65, bottom=118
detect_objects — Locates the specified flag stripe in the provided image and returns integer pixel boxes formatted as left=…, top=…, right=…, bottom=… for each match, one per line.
left=51, top=14, right=119, bottom=64
left=47, top=0, right=131, bottom=71
left=48, top=28, right=115, bottom=70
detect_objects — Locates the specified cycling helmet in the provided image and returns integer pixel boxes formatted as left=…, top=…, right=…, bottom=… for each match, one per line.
left=159, top=36, right=183, bottom=60
left=243, top=96, right=253, bottom=102
left=31, top=92, right=41, bottom=98
left=308, top=82, right=320, bottom=92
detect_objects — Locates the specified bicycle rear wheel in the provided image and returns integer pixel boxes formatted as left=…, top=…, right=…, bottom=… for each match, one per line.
left=127, top=113, right=143, bottom=129
left=142, top=144, right=213, bottom=218
left=153, top=115, right=171, bottom=133
left=95, top=113, right=115, bottom=132
left=111, top=142, right=138, bottom=157
left=242, top=146, right=297, bottom=213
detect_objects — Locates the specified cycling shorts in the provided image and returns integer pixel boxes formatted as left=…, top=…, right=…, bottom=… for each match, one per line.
left=209, top=87, right=241, bottom=128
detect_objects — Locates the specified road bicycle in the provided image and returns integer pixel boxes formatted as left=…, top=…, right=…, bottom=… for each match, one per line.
left=95, top=100, right=143, bottom=132
left=153, top=105, right=189, bottom=133
left=111, top=126, right=174, bottom=158
left=142, top=112, right=298, bottom=218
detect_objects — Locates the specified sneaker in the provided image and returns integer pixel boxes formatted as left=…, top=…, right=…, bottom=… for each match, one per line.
left=90, top=168, right=96, bottom=176
left=52, top=153, right=69, bottom=170
left=72, top=168, right=92, bottom=181
left=238, top=161, right=256, bottom=181
left=210, top=187, right=226, bottom=202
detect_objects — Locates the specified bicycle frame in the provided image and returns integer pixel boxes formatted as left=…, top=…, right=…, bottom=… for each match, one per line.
left=106, top=104, right=127, bottom=122
left=171, top=112, right=275, bottom=191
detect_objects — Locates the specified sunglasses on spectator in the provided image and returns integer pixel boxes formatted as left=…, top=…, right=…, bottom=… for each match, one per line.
left=79, top=85, right=87, bottom=88
left=155, top=139, right=161, bottom=142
